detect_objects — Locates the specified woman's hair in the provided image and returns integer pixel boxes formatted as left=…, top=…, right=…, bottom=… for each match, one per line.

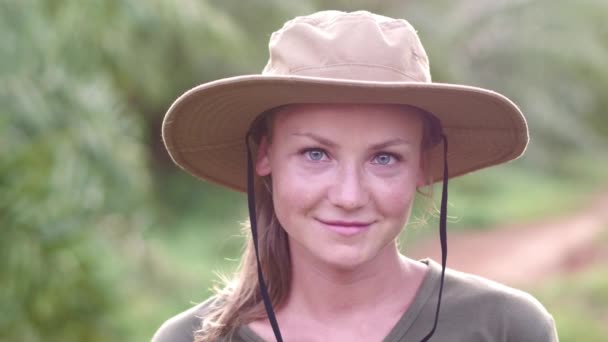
left=194, top=105, right=441, bottom=341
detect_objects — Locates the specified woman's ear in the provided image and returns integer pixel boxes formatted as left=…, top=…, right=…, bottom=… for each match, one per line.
left=416, top=165, right=426, bottom=188
left=256, top=136, right=271, bottom=176
left=416, top=151, right=429, bottom=188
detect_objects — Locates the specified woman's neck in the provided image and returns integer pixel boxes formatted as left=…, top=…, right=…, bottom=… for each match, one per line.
left=281, top=242, right=426, bottom=321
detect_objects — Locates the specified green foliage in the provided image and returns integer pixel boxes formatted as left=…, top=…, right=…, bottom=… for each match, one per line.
left=1, top=1, right=151, bottom=340
left=445, top=155, right=608, bottom=228
left=532, top=262, right=608, bottom=342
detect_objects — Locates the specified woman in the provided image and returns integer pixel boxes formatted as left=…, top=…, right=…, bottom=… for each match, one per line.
left=154, top=10, right=558, bottom=342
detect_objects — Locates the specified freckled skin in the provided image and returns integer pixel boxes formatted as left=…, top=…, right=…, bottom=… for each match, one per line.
left=256, top=103, right=425, bottom=271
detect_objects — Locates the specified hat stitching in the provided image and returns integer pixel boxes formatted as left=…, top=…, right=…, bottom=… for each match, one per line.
left=289, top=63, right=423, bottom=81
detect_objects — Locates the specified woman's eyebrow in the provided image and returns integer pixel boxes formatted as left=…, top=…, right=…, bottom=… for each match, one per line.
left=370, top=138, right=413, bottom=150
left=291, top=132, right=337, bottom=148
left=291, top=133, right=412, bottom=150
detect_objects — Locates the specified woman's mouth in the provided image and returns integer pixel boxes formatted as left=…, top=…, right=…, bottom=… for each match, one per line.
left=316, top=219, right=373, bottom=236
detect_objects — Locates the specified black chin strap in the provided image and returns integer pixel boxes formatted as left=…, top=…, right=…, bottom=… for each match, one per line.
left=245, top=132, right=284, bottom=342
left=420, top=133, right=449, bottom=342
left=244, top=132, right=448, bottom=342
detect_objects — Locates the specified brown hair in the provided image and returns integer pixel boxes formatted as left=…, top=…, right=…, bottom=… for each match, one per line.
left=194, top=105, right=441, bottom=341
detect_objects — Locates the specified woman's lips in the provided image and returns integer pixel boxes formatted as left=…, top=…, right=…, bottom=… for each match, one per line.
left=317, top=219, right=373, bottom=236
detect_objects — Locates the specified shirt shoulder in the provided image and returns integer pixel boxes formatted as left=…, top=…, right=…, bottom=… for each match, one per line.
left=441, top=266, right=558, bottom=341
left=151, top=297, right=217, bottom=342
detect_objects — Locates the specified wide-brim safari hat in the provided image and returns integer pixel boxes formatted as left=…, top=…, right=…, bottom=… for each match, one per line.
left=163, top=10, right=528, bottom=191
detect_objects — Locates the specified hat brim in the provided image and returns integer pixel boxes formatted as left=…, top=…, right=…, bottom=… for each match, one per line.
left=162, top=75, right=528, bottom=192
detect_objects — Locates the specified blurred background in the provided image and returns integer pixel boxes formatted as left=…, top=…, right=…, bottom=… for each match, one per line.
left=1, top=0, right=607, bottom=341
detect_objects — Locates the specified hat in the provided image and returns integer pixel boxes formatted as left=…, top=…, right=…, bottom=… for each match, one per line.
left=162, top=10, right=528, bottom=191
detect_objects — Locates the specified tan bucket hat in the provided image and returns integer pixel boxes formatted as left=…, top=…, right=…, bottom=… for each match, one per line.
left=163, top=10, right=528, bottom=191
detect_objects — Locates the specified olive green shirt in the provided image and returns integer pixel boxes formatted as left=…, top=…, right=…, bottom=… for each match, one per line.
left=152, top=259, right=558, bottom=341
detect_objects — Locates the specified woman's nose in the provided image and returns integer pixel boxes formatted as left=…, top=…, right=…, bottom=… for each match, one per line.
left=327, top=165, right=369, bottom=211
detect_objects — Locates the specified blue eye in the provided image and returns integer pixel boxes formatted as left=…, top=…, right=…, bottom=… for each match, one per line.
left=305, top=149, right=326, bottom=161
left=373, top=153, right=395, bottom=165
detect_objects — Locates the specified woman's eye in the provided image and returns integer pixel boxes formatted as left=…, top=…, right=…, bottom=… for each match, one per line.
left=305, top=148, right=327, bottom=161
left=372, top=153, right=396, bottom=165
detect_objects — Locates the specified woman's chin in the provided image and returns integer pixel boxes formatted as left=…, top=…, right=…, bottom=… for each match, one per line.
left=290, top=238, right=388, bottom=272
left=315, top=248, right=374, bottom=272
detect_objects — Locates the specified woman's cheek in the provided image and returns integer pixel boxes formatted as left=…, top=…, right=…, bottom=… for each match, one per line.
left=273, top=168, right=325, bottom=217
left=375, top=177, right=417, bottom=218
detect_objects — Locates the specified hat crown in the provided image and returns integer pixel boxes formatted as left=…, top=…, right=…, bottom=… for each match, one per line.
left=262, top=10, right=431, bottom=83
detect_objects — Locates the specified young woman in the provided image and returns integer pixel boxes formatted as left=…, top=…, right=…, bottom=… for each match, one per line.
left=154, top=10, right=558, bottom=342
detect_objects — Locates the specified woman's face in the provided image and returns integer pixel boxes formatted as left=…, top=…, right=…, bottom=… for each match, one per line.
left=256, top=103, right=426, bottom=270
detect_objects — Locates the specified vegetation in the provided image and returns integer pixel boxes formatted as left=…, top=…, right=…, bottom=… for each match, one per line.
left=533, top=259, right=608, bottom=342
left=1, top=0, right=607, bottom=341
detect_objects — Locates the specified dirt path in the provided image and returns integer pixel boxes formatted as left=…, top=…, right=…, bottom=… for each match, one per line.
left=407, top=191, right=608, bottom=287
